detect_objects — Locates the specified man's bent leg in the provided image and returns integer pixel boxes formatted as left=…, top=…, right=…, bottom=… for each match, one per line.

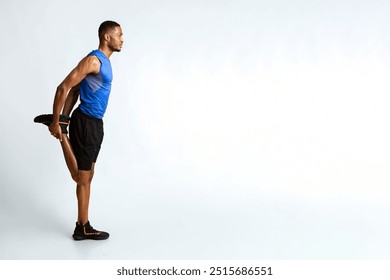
left=60, top=134, right=79, bottom=182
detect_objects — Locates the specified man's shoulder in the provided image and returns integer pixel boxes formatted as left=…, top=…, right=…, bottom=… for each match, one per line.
left=76, top=55, right=101, bottom=75
left=80, top=55, right=100, bottom=65
left=88, top=50, right=109, bottom=61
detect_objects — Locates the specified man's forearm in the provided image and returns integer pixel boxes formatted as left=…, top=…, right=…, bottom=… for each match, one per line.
left=52, top=85, right=69, bottom=123
left=62, top=86, right=80, bottom=116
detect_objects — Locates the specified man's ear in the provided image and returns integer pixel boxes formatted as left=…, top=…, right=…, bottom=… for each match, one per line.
left=104, top=33, right=110, bottom=42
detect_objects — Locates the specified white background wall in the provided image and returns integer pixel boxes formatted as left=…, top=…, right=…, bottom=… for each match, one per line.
left=1, top=0, right=390, bottom=259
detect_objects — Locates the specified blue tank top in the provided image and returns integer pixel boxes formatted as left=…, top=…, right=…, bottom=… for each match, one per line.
left=79, top=50, right=112, bottom=119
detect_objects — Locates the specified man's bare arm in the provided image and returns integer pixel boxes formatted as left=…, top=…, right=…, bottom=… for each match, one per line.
left=49, top=56, right=100, bottom=141
left=62, top=84, right=80, bottom=116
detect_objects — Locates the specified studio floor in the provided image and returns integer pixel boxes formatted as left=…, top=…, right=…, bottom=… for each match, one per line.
left=1, top=181, right=390, bottom=260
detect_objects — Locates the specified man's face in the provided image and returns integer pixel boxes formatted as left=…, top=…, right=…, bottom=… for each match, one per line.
left=108, top=26, right=124, bottom=52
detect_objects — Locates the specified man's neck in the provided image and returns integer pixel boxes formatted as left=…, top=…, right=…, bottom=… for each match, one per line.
left=98, top=46, right=112, bottom=59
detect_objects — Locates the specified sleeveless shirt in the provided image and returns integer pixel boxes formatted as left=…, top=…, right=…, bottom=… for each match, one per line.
left=79, top=50, right=112, bottom=119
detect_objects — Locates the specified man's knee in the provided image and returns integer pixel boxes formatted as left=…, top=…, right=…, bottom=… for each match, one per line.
left=71, top=173, right=78, bottom=183
left=74, top=170, right=92, bottom=185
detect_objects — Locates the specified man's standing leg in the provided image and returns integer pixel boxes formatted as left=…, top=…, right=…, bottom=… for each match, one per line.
left=76, top=164, right=94, bottom=225
left=72, top=164, right=108, bottom=240
left=58, top=132, right=108, bottom=240
left=68, top=109, right=108, bottom=241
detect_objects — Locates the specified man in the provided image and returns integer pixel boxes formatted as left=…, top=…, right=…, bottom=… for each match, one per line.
left=34, top=20, right=123, bottom=240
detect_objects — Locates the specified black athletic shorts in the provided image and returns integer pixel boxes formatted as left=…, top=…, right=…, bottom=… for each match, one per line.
left=69, top=108, right=104, bottom=171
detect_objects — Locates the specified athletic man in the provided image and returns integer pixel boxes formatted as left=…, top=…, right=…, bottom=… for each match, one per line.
left=34, top=21, right=123, bottom=240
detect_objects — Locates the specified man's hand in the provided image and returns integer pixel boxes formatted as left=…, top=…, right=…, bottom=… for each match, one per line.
left=49, top=121, right=63, bottom=142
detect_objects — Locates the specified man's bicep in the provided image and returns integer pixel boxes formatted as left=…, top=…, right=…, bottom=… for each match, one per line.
left=60, top=56, right=100, bottom=89
left=77, top=56, right=100, bottom=75
left=60, top=69, right=85, bottom=89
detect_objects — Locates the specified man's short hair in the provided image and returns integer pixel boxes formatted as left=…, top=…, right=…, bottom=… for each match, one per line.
left=98, top=20, right=120, bottom=39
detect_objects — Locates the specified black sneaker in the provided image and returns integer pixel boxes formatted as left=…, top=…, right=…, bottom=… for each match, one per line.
left=34, top=114, right=71, bottom=134
left=72, top=221, right=110, bottom=241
